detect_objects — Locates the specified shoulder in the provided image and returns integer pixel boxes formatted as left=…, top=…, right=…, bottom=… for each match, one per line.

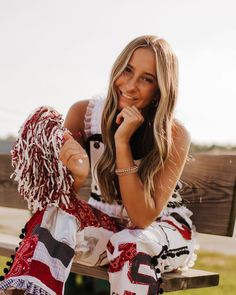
left=63, top=99, right=90, bottom=145
left=172, top=118, right=191, bottom=142
left=171, top=119, right=191, bottom=158
left=66, top=99, right=90, bottom=117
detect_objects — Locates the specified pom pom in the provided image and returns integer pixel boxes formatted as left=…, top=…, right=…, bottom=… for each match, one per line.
left=11, top=106, right=75, bottom=213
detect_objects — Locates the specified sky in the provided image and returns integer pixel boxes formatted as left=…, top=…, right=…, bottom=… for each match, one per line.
left=0, top=0, right=235, bottom=144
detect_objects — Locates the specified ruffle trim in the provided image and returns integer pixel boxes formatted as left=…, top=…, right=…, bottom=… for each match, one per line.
left=160, top=205, right=193, bottom=228
left=179, top=225, right=200, bottom=270
left=0, top=277, right=54, bottom=295
left=84, top=94, right=105, bottom=139
left=88, top=197, right=129, bottom=219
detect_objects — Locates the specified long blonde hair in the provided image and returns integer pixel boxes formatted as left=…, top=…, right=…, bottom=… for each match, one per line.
left=96, top=35, right=179, bottom=204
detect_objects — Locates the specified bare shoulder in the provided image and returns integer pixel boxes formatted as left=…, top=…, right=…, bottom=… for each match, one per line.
left=172, top=119, right=191, bottom=157
left=64, top=99, right=90, bottom=145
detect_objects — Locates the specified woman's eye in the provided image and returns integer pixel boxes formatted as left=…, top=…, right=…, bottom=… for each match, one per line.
left=123, top=67, right=132, bottom=74
left=143, top=77, right=154, bottom=83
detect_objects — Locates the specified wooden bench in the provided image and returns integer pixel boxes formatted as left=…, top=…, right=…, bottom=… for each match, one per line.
left=0, top=153, right=235, bottom=292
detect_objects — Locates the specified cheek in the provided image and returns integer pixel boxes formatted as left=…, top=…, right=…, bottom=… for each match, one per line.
left=114, top=76, right=123, bottom=88
left=143, top=88, right=156, bottom=101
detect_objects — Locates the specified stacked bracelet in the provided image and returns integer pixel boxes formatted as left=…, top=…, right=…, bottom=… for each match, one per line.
left=115, top=165, right=138, bottom=176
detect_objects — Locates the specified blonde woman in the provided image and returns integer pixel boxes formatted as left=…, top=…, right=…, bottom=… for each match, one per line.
left=60, top=36, right=197, bottom=294
left=0, top=36, right=197, bottom=295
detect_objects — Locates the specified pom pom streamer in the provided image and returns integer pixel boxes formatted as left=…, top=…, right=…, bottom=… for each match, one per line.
left=11, top=106, right=74, bottom=213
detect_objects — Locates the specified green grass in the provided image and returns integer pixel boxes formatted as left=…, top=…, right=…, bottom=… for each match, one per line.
left=1, top=251, right=236, bottom=294
left=0, top=256, right=9, bottom=276
left=169, top=251, right=236, bottom=294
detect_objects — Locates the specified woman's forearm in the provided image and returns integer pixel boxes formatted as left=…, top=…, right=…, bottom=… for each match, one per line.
left=72, top=174, right=88, bottom=194
left=115, top=141, right=157, bottom=228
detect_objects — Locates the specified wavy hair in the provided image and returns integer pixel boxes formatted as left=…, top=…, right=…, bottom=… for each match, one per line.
left=96, top=35, right=179, bottom=204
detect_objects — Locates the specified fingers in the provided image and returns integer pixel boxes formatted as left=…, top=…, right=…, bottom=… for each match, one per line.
left=60, top=136, right=87, bottom=167
left=116, top=113, right=123, bottom=125
left=116, top=106, right=144, bottom=125
left=63, top=131, right=73, bottom=141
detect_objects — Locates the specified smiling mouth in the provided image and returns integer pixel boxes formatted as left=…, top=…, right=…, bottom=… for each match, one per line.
left=119, top=90, right=138, bottom=101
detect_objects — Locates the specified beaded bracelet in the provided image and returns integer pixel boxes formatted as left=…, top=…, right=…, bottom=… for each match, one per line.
left=115, top=165, right=138, bottom=176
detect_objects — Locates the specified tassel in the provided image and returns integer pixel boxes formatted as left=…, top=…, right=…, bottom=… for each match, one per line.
left=10, top=106, right=75, bottom=213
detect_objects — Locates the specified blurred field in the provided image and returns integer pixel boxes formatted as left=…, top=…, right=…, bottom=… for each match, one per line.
left=170, top=251, right=236, bottom=294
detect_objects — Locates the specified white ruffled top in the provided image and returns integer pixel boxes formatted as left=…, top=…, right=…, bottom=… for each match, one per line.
left=83, top=95, right=193, bottom=228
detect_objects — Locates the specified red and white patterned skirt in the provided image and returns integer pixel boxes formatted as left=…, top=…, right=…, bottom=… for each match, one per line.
left=0, top=197, right=197, bottom=295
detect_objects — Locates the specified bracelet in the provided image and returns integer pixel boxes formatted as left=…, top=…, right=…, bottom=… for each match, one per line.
left=115, top=165, right=138, bottom=176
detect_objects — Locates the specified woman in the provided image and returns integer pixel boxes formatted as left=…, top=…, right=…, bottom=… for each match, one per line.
left=60, top=35, right=196, bottom=294
left=0, top=35, right=197, bottom=295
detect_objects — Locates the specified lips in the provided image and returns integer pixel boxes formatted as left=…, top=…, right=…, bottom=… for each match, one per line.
left=119, top=89, right=138, bottom=101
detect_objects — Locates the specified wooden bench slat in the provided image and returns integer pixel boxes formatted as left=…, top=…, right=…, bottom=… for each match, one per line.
left=1, top=154, right=236, bottom=236
left=0, top=238, right=219, bottom=292
left=180, top=154, right=236, bottom=236
left=1, top=153, right=235, bottom=291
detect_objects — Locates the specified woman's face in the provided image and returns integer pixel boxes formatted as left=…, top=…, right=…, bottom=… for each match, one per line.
left=115, top=47, right=159, bottom=111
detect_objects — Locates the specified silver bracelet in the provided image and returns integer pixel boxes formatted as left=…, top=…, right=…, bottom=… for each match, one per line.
left=115, top=165, right=138, bottom=176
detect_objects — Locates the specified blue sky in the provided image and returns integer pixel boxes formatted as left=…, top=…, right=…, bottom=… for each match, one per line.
left=0, top=0, right=235, bottom=144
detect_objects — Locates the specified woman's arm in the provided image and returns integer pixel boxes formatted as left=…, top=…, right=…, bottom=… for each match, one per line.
left=63, top=100, right=89, bottom=146
left=115, top=110, right=190, bottom=228
left=60, top=100, right=90, bottom=192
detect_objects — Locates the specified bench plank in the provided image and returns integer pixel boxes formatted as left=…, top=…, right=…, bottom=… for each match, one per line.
left=0, top=154, right=235, bottom=236
left=180, top=154, right=236, bottom=236
left=2, top=153, right=235, bottom=291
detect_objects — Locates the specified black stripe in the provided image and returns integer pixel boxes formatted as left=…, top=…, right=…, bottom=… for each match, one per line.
left=170, top=212, right=191, bottom=230
left=33, top=225, right=74, bottom=267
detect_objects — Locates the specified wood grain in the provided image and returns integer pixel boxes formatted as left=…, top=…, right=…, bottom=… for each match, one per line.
left=180, top=154, right=236, bottom=236
left=0, top=154, right=235, bottom=236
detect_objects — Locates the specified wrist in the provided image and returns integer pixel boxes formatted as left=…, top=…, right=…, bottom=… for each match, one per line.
left=114, top=131, right=131, bottom=144
left=72, top=172, right=88, bottom=184
left=114, top=137, right=130, bottom=148
left=72, top=174, right=88, bottom=194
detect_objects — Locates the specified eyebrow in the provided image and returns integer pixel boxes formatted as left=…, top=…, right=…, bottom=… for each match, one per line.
left=127, top=64, right=157, bottom=81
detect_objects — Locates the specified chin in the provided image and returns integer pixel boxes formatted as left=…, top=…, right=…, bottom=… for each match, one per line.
left=118, top=98, right=136, bottom=110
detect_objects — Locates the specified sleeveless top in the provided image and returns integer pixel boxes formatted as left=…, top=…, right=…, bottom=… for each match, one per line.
left=84, top=95, right=193, bottom=228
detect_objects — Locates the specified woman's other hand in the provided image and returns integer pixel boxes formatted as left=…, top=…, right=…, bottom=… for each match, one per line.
left=115, top=105, right=144, bottom=144
left=60, top=132, right=90, bottom=184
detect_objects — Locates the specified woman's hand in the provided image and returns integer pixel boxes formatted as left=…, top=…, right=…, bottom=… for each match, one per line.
left=115, top=105, right=144, bottom=144
left=60, top=132, right=90, bottom=182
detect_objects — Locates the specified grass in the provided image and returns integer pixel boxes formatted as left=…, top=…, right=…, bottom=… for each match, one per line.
left=169, top=251, right=236, bottom=295
left=1, top=251, right=236, bottom=294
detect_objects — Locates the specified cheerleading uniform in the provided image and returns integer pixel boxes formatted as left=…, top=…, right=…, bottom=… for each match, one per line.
left=0, top=97, right=198, bottom=295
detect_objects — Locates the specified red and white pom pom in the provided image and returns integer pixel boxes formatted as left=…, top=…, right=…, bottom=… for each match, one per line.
left=11, top=106, right=74, bottom=213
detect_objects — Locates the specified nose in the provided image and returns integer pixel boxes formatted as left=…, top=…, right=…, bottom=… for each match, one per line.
left=125, top=76, right=138, bottom=93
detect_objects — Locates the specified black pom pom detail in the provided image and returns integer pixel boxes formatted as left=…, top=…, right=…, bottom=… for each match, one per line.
left=163, top=245, right=168, bottom=251
left=168, top=252, right=175, bottom=258
left=158, top=277, right=163, bottom=284
left=19, top=234, right=25, bottom=239
left=0, top=275, right=4, bottom=281
left=159, top=287, right=164, bottom=294
left=151, top=256, right=158, bottom=266
left=10, top=254, right=15, bottom=260
left=3, top=268, right=9, bottom=274
left=155, top=268, right=161, bottom=274
left=15, top=247, right=19, bottom=251
left=21, top=228, right=26, bottom=234
left=6, top=261, right=12, bottom=267
left=161, top=255, right=167, bottom=260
